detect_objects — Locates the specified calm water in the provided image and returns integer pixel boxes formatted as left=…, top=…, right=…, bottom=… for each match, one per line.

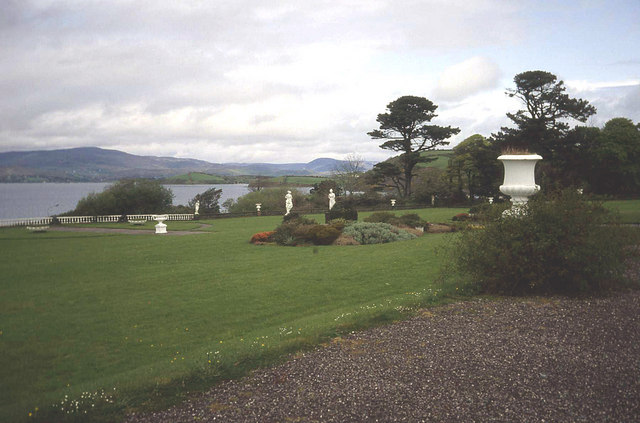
left=0, top=183, right=251, bottom=219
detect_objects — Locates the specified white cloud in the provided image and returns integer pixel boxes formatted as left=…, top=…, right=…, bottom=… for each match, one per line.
left=0, top=0, right=638, bottom=163
left=433, top=57, right=502, bottom=102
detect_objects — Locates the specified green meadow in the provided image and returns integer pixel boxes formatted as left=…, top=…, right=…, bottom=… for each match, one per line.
left=0, top=207, right=466, bottom=422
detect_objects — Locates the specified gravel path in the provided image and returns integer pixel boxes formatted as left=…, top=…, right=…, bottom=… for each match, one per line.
left=125, top=288, right=640, bottom=422
left=47, top=224, right=211, bottom=236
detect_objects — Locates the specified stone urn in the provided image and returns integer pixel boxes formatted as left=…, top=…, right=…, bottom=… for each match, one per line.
left=153, top=214, right=168, bottom=234
left=498, top=154, right=542, bottom=206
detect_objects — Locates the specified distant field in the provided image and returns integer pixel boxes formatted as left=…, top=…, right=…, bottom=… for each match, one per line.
left=267, top=175, right=328, bottom=185
left=418, top=150, right=453, bottom=170
left=162, top=172, right=228, bottom=184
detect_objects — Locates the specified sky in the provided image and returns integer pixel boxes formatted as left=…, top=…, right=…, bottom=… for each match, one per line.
left=1, top=0, right=639, bottom=164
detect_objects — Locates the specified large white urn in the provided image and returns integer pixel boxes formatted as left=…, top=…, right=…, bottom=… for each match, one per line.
left=498, top=154, right=542, bottom=206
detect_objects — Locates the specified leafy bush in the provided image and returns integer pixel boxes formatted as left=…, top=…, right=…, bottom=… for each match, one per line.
left=452, top=212, right=470, bottom=221
left=72, top=179, right=173, bottom=215
left=364, top=212, right=427, bottom=229
left=189, top=187, right=222, bottom=215
left=306, top=225, right=341, bottom=245
left=282, top=213, right=316, bottom=225
left=271, top=222, right=302, bottom=246
left=272, top=215, right=342, bottom=246
left=250, top=231, right=275, bottom=244
left=328, top=218, right=348, bottom=232
left=325, top=201, right=358, bottom=222
left=342, top=222, right=417, bottom=245
left=396, top=213, right=427, bottom=229
left=333, top=234, right=360, bottom=245
left=468, top=203, right=509, bottom=221
left=452, top=190, right=634, bottom=295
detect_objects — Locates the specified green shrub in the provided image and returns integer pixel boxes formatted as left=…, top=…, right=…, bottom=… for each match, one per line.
left=468, top=203, right=510, bottom=221
left=342, top=222, right=417, bottom=245
left=452, top=212, right=470, bottom=221
left=250, top=231, right=276, bottom=244
left=283, top=214, right=316, bottom=225
left=325, top=202, right=358, bottom=222
left=328, top=218, right=348, bottom=232
left=307, top=225, right=342, bottom=245
left=364, top=212, right=396, bottom=224
left=364, top=212, right=427, bottom=229
left=396, top=213, right=427, bottom=228
left=452, top=190, right=635, bottom=295
left=271, top=222, right=302, bottom=246
left=272, top=216, right=339, bottom=246
left=72, top=179, right=174, bottom=215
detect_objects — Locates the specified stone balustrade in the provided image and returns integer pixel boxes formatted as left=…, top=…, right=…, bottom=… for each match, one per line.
left=0, top=217, right=53, bottom=228
left=0, top=214, right=195, bottom=227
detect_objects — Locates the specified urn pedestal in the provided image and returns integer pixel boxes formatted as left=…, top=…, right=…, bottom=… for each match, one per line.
left=498, top=154, right=542, bottom=213
left=153, top=214, right=168, bottom=234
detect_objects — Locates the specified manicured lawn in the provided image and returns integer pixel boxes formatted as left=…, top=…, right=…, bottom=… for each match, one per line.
left=0, top=208, right=466, bottom=422
left=604, top=199, right=640, bottom=223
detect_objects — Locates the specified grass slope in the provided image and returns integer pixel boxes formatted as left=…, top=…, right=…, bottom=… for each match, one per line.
left=0, top=208, right=467, bottom=422
left=604, top=199, right=640, bottom=223
left=418, top=150, right=453, bottom=170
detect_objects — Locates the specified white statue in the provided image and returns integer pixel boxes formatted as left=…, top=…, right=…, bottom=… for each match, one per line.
left=194, top=200, right=200, bottom=215
left=285, top=190, right=293, bottom=215
left=328, top=189, right=336, bottom=210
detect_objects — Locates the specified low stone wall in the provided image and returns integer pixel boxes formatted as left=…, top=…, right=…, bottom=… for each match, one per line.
left=0, top=214, right=195, bottom=227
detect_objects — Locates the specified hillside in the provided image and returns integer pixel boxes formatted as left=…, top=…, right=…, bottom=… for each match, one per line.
left=0, top=147, right=375, bottom=182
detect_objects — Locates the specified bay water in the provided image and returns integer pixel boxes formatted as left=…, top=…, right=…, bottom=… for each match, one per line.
left=0, top=183, right=251, bottom=219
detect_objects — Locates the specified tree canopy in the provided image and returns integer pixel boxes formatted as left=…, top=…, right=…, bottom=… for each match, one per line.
left=368, top=95, right=459, bottom=197
left=189, top=187, right=222, bottom=214
left=495, top=70, right=596, bottom=158
left=72, top=179, right=174, bottom=215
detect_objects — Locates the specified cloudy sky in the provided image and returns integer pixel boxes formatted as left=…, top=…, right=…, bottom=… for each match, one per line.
left=1, top=0, right=639, bottom=163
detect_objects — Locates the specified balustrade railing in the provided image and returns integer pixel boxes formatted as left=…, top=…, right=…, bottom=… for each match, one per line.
left=0, top=217, right=53, bottom=228
left=0, top=214, right=195, bottom=227
left=57, top=216, right=93, bottom=224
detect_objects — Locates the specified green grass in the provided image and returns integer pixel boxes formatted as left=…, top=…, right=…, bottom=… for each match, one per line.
left=604, top=199, right=640, bottom=223
left=0, top=208, right=467, bottom=422
left=417, top=149, right=453, bottom=170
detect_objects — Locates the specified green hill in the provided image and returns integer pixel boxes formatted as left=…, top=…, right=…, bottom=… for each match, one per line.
left=418, top=150, right=453, bottom=170
left=161, top=172, right=230, bottom=184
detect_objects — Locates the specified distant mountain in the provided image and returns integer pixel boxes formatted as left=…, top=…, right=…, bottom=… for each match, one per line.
left=0, top=147, right=375, bottom=182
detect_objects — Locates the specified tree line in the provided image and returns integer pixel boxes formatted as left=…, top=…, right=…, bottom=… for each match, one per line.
left=365, top=70, right=640, bottom=202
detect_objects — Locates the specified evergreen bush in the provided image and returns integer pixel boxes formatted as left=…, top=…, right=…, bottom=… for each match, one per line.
left=452, top=190, right=635, bottom=295
left=396, top=213, right=427, bottom=229
left=307, top=225, right=341, bottom=245
left=325, top=201, right=358, bottom=222
left=342, top=222, right=416, bottom=245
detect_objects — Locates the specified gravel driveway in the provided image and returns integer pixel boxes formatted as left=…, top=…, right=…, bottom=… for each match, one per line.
left=125, top=285, right=640, bottom=422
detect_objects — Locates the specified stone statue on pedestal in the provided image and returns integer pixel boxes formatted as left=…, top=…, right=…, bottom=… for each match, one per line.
left=285, top=191, right=293, bottom=215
